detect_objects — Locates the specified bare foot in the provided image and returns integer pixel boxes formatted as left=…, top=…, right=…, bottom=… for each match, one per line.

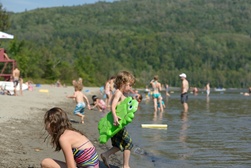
left=101, top=154, right=110, bottom=168
left=81, top=116, right=85, bottom=124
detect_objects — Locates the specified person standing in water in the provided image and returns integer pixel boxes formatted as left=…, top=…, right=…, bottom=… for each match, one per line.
left=206, top=82, right=210, bottom=97
left=150, top=75, right=163, bottom=113
left=179, top=73, right=189, bottom=112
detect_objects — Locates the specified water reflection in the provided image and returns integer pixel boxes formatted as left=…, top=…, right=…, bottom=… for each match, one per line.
left=134, top=91, right=251, bottom=167
left=206, top=96, right=210, bottom=112
left=179, top=111, right=188, bottom=143
left=179, top=111, right=191, bottom=160
left=153, top=111, right=163, bottom=121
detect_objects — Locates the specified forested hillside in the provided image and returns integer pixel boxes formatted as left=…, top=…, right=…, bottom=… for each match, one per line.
left=1, top=0, right=251, bottom=88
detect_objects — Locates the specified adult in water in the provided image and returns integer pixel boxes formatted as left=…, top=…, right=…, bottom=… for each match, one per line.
left=179, top=73, right=189, bottom=112
left=150, top=75, right=163, bottom=113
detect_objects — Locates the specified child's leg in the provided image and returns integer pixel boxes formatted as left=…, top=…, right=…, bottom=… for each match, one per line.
left=76, top=113, right=85, bottom=124
left=123, top=149, right=131, bottom=168
left=101, top=147, right=119, bottom=168
left=40, top=158, right=67, bottom=168
left=158, top=97, right=163, bottom=112
left=153, top=98, right=157, bottom=112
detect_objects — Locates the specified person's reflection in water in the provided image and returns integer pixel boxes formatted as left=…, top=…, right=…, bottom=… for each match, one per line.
left=206, top=96, right=210, bottom=112
left=153, top=111, right=163, bottom=121
left=180, top=111, right=188, bottom=141
left=179, top=111, right=191, bottom=160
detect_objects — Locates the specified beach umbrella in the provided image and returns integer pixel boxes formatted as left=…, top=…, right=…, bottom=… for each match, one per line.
left=0, top=31, right=14, bottom=39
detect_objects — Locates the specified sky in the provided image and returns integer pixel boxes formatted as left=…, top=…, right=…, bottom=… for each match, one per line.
left=0, top=0, right=115, bottom=13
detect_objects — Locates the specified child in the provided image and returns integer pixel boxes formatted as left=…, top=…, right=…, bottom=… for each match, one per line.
left=157, top=99, right=166, bottom=111
left=41, top=107, right=99, bottom=168
left=101, top=71, right=135, bottom=168
left=67, top=82, right=91, bottom=124
left=91, top=95, right=106, bottom=113
left=105, top=76, right=116, bottom=108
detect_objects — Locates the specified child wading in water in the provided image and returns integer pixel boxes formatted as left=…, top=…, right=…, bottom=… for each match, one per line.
left=101, top=71, right=135, bottom=168
left=67, top=82, right=90, bottom=124
left=41, top=107, right=99, bottom=168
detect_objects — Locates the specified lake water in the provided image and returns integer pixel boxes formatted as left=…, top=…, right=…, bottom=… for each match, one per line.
left=128, top=91, right=251, bottom=168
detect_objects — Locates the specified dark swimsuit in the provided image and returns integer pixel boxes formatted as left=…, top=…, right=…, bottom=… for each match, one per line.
left=181, top=92, right=188, bottom=103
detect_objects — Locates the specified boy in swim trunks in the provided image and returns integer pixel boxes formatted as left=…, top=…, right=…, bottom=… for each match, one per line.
left=12, top=66, right=20, bottom=96
left=101, top=71, right=135, bottom=168
left=179, top=73, right=189, bottom=112
left=67, top=82, right=91, bottom=124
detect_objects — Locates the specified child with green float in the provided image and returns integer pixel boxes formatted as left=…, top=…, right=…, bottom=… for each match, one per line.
left=101, top=70, right=135, bottom=168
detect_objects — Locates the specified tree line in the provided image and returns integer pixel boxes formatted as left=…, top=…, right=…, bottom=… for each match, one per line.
left=0, top=0, right=250, bottom=88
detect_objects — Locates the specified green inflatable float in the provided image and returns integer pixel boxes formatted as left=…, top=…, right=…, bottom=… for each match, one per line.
left=98, top=97, right=139, bottom=144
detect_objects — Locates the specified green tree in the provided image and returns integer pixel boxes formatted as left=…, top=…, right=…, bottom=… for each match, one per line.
left=0, top=4, right=10, bottom=31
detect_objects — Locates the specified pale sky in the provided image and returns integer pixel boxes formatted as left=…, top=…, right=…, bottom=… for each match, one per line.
left=0, top=0, right=115, bottom=13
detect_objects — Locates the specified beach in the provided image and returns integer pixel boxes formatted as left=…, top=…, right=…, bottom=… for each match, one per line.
left=0, top=84, right=123, bottom=168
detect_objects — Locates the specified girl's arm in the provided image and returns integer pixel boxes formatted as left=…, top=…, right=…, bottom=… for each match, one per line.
left=60, top=136, right=76, bottom=168
left=111, top=90, right=122, bottom=126
left=91, top=102, right=98, bottom=110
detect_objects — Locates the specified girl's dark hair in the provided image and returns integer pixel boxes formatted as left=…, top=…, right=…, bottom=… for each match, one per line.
left=44, top=107, right=83, bottom=151
left=92, top=95, right=98, bottom=101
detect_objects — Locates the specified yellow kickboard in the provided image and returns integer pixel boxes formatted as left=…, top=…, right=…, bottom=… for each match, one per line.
left=39, top=89, right=49, bottom=93
left=141, top=124, right=168, bottom=128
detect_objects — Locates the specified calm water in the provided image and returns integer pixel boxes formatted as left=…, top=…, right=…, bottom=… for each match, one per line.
left=128, top=91, right=251, bottom=168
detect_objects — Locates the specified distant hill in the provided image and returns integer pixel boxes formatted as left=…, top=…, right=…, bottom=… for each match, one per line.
left=5, top=0, right=251, bottom=88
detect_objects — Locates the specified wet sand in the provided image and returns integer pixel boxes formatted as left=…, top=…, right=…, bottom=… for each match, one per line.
left=0, top=84, right=125, bottom=168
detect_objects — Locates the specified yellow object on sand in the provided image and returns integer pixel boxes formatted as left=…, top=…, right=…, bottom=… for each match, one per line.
left=39, top=89, right=49, bottom=93
left=141, top=124, right=168, bottom=129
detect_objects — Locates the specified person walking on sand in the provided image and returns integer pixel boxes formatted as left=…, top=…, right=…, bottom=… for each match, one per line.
left=179, top=73, right=189, bottom=112
left=105, top=76, right=116, bottom=108
left=206, top=82, right=210, bottom=97
left=67, top=82, right=91, bottom=124
left=150, top=75, right=163, bottom=113
left=101, top=71, right=135, bottom=168
left=41, top=107, right=99, bottom=168
left=12, top=66, right=20, bottom=96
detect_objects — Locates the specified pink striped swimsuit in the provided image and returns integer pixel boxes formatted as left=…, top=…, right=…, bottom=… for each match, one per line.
left=72, top=141, right=99, bottom=168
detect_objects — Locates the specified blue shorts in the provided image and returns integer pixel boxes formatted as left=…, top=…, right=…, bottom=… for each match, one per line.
left=180, top=93, right=188, bottom=104
left=74, top=102, right=86, bottom=115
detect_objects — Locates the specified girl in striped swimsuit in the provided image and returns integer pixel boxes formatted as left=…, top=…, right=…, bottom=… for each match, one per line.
left=41, top=107, right=99, bottom=168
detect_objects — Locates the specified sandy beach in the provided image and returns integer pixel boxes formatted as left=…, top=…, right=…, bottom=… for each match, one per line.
left=0, top=84, right=124, bottom=168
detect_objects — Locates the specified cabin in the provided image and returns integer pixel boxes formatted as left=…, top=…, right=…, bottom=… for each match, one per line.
left=0, top=48, right=16, bottom=81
